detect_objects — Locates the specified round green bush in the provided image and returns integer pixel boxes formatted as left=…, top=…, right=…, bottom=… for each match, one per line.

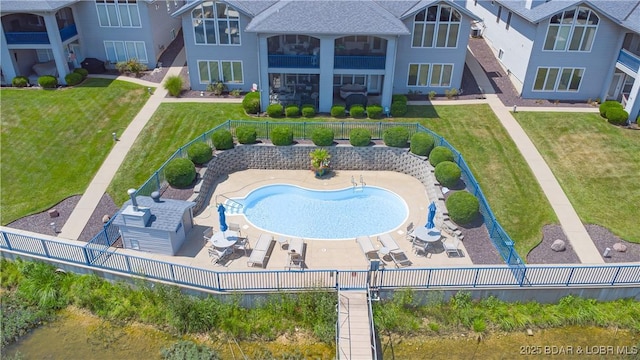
left=599, top=100, right=622, bottom=117
left=446, top=191, right=480, bottom=225
left=164, top=75, right=183, bottom=97
left=73, top=68, right=89, bottom=79
left=331, top=105, right=345, bottom=118
left=235, top=125, right=257, bottom=144
left=12, top=76, right=29, bottom=88
left=391, top=94, right=408, bottom=105
left=366, top=105, right=383, bottom=119
left=434, top=161, right=462, bottom=188
left=429, top=146, right=454, bottom=166
left=65, top=72, right=83, bottom=86
left=187, top=142, right=212, bottom=165
left=285, top=105, right=300, bottom=117
left=38, top=75, right=58, bottom=89
left=242, top=92, right=261, bottom=114
left=270, top=126, right=293, bottom=146
left=410, top=132, right=435, bottom=156
left=311, top=127, right=334, bottom=146
left=211, top=129, right=234, bottom=150
left=383, top=126, right=410, bottom=147
left=350, top=105, right=366, bottom=118
left=301, top=104, right=315, bottom=118
left=605, top=108, right=629, bottom=125
left=267, top=103, right=283, bottom=118
left=164, top=158, right=196, bottom=188
left=350, top=128, right=371, bottom=147
left=390, top=102, right=407, bottom=117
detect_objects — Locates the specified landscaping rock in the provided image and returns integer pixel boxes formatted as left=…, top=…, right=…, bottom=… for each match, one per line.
left=550, top=239, right=566, bottom=252
left=102, top=215, right=111, bottom=223
left=613, top=243, right=627, bottom=252
left=48, top=209, right=59, bottom=218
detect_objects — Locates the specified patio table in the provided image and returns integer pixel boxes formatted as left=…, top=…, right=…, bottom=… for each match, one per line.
left=209, top=230, right=239, bottom=249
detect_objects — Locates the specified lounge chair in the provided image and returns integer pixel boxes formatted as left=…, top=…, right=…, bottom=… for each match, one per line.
left=378, top=233, right=412, bottom=268
left=444, top=238, right=462, bottom=257
left=285, top=238, right=305, bottom=270
left=356, top=236, right=383, bottom=264
left=247, top=234, right=273, bottom=268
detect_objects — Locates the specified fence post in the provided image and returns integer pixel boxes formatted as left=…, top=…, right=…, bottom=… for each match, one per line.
left=41, top=239, right=50, bottom=258
left=473, top=268, right=480, bottom=287
left=341, top=122, right=345, bottom=139
left=266, top=122, right=270, bottom=140
left=303, top=122, right=307, bottom=139
left=611, top=266, right=622, bottom=285
left=378, top=122, right=382, bottom=139
left=505, top=240, right=514, bottom=265
left=155, top=171, right=160, bottom=191
left=566, top=267, right=575, bottom=286
left=125, top=255, right=132, bottom=273
left=518, top=267, right=527, bottom=286
left=2, top=232, right=12, bottom=250
left=82, top=247, right=90, bottom=265
left=169, top=264, right=176, bottom=282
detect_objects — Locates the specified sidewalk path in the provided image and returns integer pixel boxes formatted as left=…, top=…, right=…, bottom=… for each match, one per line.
left=58, top=49, right=186, bottom=240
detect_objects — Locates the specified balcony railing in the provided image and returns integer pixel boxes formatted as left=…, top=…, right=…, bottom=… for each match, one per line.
left=617, top=49, right=640, bottom=74
left=5, top=24, right=78, bottom=45
left=268, top=54, right=319, bottom=69
left=334, top=55, right=386, bottom=70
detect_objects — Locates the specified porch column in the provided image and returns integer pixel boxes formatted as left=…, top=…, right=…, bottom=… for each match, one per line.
left=318, top=36, right=335, bottom=113
left=0, top=25, right=17, bottom=82
left=258, top=35, right=270, bottom=112
left=624, top=76, right=640, bottom=123
left=43, top=12, right=69, bottom=85
left=380, top=36, right=397, bottom=109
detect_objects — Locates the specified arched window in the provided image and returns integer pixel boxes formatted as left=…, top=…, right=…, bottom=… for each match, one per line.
left=192, top=1, right=240, bottom=45
left=412, top=5, right=461, bottom=48
left=543, top=6, right=598, bottom=51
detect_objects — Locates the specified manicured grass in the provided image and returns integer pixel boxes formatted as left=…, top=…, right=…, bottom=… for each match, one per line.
left=0, top=78, right=150, bottom=224
left=108, top=103, right=554, bottom=258
left=513, top=112, right=640, bottom=243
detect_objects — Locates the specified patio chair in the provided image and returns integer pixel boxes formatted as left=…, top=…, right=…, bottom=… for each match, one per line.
left=203, top=228, right=214, bottom=245
left=444, top=238, right=462, bottom=257
left=233, top=236, right=250, bottom=256
left=406, top=222, right=415, bottom=242
left=286, top=251, right=304, bottom=270
left=228, top=222, right=241, bottom=236
left=412, top=237, right=428, bottom=255
left=209, top=247, right=231, bottom=265
left=377, top=234, right=412, bottom=268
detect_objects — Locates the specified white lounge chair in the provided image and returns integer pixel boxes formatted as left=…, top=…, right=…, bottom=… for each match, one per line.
left=444, top=238, right=463, bottom=257
left=356, top=236, right=384, bottom=266
left=286, top=238, right=305, bottom=270
left=247, top=234, right=273, bottom=268
left=377, top=234, right=412, bottom=268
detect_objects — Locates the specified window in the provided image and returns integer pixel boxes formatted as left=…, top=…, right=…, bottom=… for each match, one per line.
left=197, top=60, right=243, bottom=84
left=407, top=63, right=453, bottom=87
left=506, top=11, right=512, bottom=29
left=191, top=1, right=240, bottom=45
left=497, top=6, right=502, bottom=23
left=96, top=0, right=140, bottom=28
left=334, top=74, right=366, bottom=86
left=104, top=41, right=147, bottom=63
left=36, top=49, right=54, bottom=62
left=543, top=6, right=598, bottom=51
left=412, top=5, right=461, bottom=48
left=533, top=67, right=584, bottom=91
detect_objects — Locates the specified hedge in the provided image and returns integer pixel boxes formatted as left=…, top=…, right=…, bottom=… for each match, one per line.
left=331, top=105, right=345, bottom=118
left=311, top=127, right=334, bottom=146
left=434, top=161, right=462, bottom=188
left=285, top=105, right=300, bottom=117
left=65, top=72, right=83, bottom=86
left=187, top=142, right=212, bottom=165
left=12, top=76, right=29, bottom=88
left=446, top=191, right=480, bottom=225
left=391, top=94, right=408, bottom=105
left=235, top=125, right=257, bottom=144
left=165, top=158, right=196, bottom=188
left=599, top=100, right=622, bottom=117
left=242, top=92, right=261, bottom=114
left=350, top=128, right=371, bottom=147
left=350, top=105, right=366, bottom=118
left=366, top=105, right=383, bottom=119
left=73, top=68, right=89, bottom=79
left=267, top=104, right=284, bottom=118
left=270, top=126, right=293, bottom=146
left=211, top=130, right=234, bottom=150
left=390, top=102, right=407, bottom=117
left=606, top=108, right=629, bottom=125
left=429, top=146, right=454, bottom=166
left=410, top=132, right=435, bottom=156
left=383, top=126, right=410, bottom=148
left=38, top=75, right=57, bottom=89
left=301, top=105, right=316, bottom=118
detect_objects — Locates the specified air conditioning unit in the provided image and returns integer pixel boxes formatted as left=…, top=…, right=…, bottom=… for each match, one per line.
left=471, top=26, right=482, bottom=38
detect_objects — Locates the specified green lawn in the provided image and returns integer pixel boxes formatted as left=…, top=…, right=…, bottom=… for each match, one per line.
left=0, top=78, right=150, bottom=224
left=108, top=103, right=555, bottom=257
left=513, top=112, right=640, bottom=243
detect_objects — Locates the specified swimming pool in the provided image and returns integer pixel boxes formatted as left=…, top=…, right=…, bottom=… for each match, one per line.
left=231, top=184, right=408, bottom=240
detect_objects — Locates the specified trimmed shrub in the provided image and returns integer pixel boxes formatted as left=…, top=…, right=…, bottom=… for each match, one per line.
left=235, top=125, right=257, bottom=144
left=446, top=191, right=480, bottom=225
left=242, top=92, right=261, bottom=114
left=606, top=108, right=629, bottom=125
left=410, top=132, right=435, bottom=156
left=285, top=105, right=300, bottom=117
left=38, top=75, right=58, bottom=89
left=434, top=161, right=462, bottom=188
left=115, top=58, right=147, bottom=76
left=391, top=94, right=408, bottom=105
left=599, top=100, right=622, bottom=117
left=12, top=76, right=29, bottom=88
left=429, top=146, right=454, bottom=166
left=267, top=103, right=283, bottom=118
left=73, top=68, right=88, bottom=79
left=65, top=72, right=83, bottom=86
left=187, top=142, right=212, bottom=165
left=350, top=128, right=371, bottom=147
left=165, top=158, right=196, bottom=188
left=383, top=126, right=410, bottom=148
left=311, top=127, right=334, bottom=146
left=270, top=126, right=293, bottom=146
left=211, top=129, right=234, bottom=150
left=390, top=101, right=407, bottom=117
left=350, top=105, right=366, bottom=118
left=366, top=105, right=383, bottom=119
left=331, top=105, right=345, bottom=118
left=301, top=104, right=315, bottom=118
left=164, top=75, right=183, bottom=97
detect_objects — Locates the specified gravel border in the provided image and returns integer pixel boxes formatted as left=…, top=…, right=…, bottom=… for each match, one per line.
left=526, top=225, right=580, bottom=264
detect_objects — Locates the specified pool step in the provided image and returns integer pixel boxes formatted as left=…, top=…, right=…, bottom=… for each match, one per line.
left=224, top=199, right=244, bottom=215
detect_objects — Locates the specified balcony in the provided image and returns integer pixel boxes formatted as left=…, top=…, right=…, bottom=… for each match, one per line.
left=334, top=56, right=386, bottom=70
left=5, top=24, right=77, bottom=45
left=268, top=54, right=319, bottom=69
left=617, top=49, right=640, bottom=74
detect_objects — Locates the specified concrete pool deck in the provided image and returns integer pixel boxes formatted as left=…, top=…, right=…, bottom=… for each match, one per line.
left=117, top=169, right=473, bottom=271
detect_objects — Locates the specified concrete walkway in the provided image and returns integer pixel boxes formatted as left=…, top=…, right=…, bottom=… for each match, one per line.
left=465, top=49, right=604, bottom=264
left=58, top=49, right=186, bottom=240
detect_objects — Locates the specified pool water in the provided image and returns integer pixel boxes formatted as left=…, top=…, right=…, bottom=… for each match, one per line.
left=232, top=184, right=408, bottom=240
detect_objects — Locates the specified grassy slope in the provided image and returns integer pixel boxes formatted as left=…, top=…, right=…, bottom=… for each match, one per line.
left=0, top=78, right=149, bottom=224
left=513, top=111, right=640, bottom=243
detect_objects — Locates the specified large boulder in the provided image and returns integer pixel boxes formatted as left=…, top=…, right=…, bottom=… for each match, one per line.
left=613, top=243, right=627, bottom=252
left=551, top=239, right=566, bottom=252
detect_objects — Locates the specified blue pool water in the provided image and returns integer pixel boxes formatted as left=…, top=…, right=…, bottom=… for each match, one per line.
left=232, top=184, right=408, bottom=240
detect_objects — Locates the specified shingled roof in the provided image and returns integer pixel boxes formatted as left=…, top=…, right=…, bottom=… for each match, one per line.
left=113, top=196, right=195, bottom=233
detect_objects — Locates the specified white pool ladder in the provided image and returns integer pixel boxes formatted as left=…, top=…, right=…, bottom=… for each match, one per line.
left=352, top=175, right=366, bottom=191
